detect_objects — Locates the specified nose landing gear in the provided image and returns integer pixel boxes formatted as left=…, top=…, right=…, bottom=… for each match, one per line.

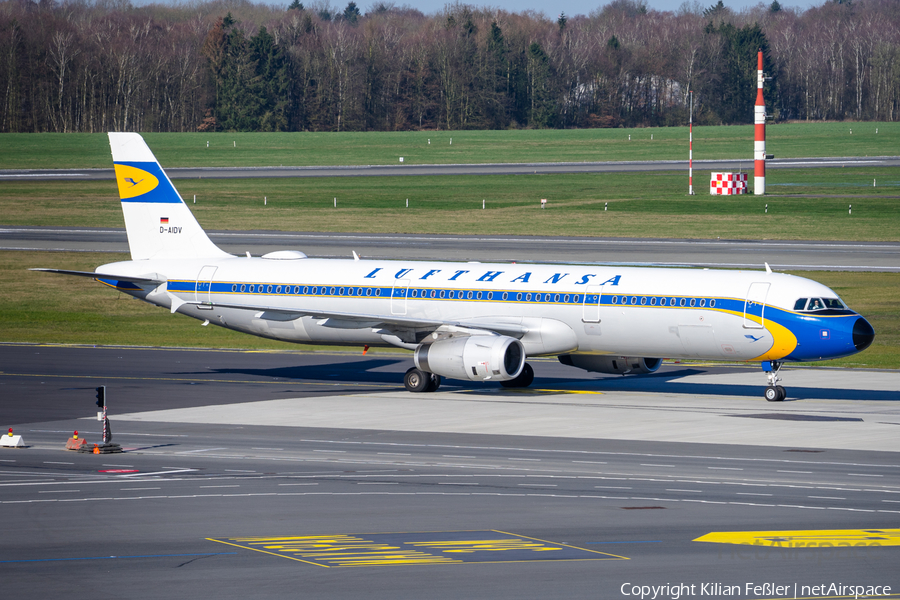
left=762, top=360, right=786, bottom=402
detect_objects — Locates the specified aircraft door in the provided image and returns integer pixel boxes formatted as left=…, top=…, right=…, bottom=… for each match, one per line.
left=743, top=282, right=770, bottom=329
left=582, top=285, right=603, bottom=323
left=195, top=265, right=217, bottom=309
left=391, top=279, right=409, bottom=315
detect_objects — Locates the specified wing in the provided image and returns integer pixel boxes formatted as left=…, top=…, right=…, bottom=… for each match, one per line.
left=184, top=298, right=528, bottom=341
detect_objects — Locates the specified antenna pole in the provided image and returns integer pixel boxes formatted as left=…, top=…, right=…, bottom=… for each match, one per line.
left=689, top=90, right=694, bottom=195
left=754, top=49, right=766, bottom=195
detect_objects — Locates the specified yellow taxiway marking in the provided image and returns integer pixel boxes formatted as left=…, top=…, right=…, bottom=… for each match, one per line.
left=694, top=528, right=900, bottom=547
left=209, top=530, right=627, bottom=567
left=461, top=388, right=603, bottom=395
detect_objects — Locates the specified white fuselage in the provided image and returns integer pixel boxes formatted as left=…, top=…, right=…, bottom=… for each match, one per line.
left=96, top=254, right=861, bottom=364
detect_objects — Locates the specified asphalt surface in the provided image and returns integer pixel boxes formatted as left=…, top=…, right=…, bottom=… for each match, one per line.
left=5, top=227, right=900, bottom=271
left=2, top=155, right=899, bottom=181
left=2, top=344, right=899, bottom=599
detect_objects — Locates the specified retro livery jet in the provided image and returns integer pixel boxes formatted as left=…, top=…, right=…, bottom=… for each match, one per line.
left=35, top=133, right=875, bottom=401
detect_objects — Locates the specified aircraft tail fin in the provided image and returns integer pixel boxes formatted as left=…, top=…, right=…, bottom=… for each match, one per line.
left=108, top=132, right=230, bottom=261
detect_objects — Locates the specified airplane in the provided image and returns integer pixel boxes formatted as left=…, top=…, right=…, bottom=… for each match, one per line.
left=34, top=133, right=875, bottom=402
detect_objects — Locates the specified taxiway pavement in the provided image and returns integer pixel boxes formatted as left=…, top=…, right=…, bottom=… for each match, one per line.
left=5, top=227, right=900, bottom=271
left=3, top=155, right=899, bottom=181
left=1, top=344, right=898, bottom=599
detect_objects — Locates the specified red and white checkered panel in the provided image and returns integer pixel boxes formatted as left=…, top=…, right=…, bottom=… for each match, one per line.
left=710, top=172, right=748, bottom=195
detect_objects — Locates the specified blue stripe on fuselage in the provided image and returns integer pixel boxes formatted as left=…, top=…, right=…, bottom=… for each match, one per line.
left=166, top=279, right=862, bottom=362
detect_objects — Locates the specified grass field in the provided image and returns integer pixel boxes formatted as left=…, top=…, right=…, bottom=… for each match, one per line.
left=0, top=122, right=898, bottom=169
left=2, top=168, right=899, bottom=240
left=1, top=125, right=897, bottom=368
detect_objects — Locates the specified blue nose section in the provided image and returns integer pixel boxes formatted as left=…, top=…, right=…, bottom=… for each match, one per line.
left=853, top=317, right=875, bottom=352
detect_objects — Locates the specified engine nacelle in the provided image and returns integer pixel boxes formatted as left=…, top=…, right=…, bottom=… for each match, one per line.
left=558, top=355, right=662, bottom=375
left=415, top=336, right=525, bottom=382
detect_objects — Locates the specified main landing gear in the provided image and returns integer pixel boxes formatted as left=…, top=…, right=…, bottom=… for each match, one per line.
left=403, top=363, right=535, bottom=393
left=762, top=360, right=787, bottom=402
left=500, top=363, right=535, bottom=388
left=404, top=367, right=441, bottom=393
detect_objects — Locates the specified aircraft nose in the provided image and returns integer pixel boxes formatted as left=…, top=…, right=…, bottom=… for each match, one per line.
left=852, top=317, right=875, bottom=352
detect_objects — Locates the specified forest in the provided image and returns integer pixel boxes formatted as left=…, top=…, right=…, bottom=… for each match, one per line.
left=0, top=0, right=898, bottom=133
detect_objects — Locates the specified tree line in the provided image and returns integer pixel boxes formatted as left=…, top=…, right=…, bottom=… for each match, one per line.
left=1, top=0, right=898, bottom=133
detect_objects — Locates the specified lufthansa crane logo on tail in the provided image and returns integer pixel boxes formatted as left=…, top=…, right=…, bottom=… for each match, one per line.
left=745, top=334, right=764, bottom=342
left=114, top=164, right=159, bottom=199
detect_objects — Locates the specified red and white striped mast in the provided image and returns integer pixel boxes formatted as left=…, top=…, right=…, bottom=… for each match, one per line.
left=754, top=49, right=766, bottom=195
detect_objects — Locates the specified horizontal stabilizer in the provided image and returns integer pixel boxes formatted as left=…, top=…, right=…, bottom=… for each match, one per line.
left=30, top=268, right=165, bottom=284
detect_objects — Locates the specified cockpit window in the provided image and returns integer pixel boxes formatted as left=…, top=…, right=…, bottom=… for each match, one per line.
left=795, top=297, right=845, bottom=312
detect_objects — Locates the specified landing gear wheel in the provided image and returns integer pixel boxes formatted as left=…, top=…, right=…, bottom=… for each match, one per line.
left=763, top=361, right=786, bottom=402
left=425, top=373, right=442, bottom=392
left=404, top=367, right=430, bottom=393
left=500, top=363, right=534, bottom=388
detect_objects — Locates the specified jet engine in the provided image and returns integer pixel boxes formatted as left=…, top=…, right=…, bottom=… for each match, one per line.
left=415, top=336, right=525, bottom=382
left=558, top=355, right=662, bottom=375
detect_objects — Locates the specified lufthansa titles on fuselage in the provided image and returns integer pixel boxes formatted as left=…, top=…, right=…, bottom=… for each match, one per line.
left=362, top=266, right=621, bottom=287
